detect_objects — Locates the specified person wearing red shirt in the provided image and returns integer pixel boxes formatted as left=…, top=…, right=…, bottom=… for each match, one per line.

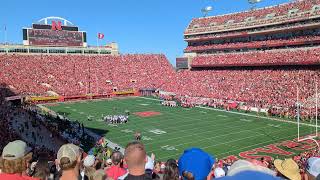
left=105, top=151, right=127, bottom=180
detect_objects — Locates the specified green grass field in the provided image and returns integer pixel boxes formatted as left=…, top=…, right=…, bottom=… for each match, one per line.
left=44, top=97, right=318, bottom=161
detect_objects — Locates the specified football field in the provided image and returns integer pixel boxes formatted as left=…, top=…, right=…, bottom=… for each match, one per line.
left=44, top=97, right=318, bottom=161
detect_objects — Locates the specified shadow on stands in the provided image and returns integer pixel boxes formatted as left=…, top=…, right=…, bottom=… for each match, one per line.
left=86, top=127, right=109, bottom=136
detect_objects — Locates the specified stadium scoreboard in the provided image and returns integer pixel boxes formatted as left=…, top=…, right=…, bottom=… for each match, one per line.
left=176, top=57, right=189, bottom=69
left=23, top=17, right=87, bottom=47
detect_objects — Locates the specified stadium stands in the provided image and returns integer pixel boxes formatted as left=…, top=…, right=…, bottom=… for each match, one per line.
left=185, top=36, right=320, bottom=52
left=0, top=54, right=175, bottom=96
left=163, top=69, right=320, bottom=109
left=1, top=0, right=320, bottom=179
left=185, top=0, right=320, bottom=33
left=191, top=47, right=320, bottom=66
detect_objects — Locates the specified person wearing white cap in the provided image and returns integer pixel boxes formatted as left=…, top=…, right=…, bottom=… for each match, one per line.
left=81, top=155, right=96, bottom=180
left=228, top=159, right=276, bottom=177
left=0, top=140, right=37, bottom=180
left=305, top=157, right=320, bottom=180
left=56, top=143, right=82, bottom=180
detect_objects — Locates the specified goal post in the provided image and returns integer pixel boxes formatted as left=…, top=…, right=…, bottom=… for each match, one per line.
left=296, top=83, right=319, bottom=152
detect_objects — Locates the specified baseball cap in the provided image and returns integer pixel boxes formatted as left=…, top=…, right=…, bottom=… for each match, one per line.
left=83, top=155, right=95, bottom=167
left=306, top=157, right=320, bottom=177
left=220, top=170, right=282, bottom=180
left=2, top=140, right=32, bottom=160
left=227, top=160, right=276, bottom=176
left=57, top=144, right=81, bottom=163
left=274, top=158, right=301, bottom=180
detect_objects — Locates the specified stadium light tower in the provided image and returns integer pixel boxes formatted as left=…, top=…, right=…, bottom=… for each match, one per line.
left=248, top=0, right=262, bottom=10
left=201, top=6, right=213, bottom=17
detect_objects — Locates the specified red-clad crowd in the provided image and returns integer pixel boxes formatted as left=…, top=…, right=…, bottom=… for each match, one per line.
left=0, top=52, right=319, bottom=116
left=191, top=48, right=320, bottom=67
left=186, top=0, right=320, bottom=33
left=0, top=54, right=175, bottom=96
left=185, top=36, right=320, bottom=53
left=0, top=52, right=319, bottom=179
left=162, top=69, right=319, bottom=113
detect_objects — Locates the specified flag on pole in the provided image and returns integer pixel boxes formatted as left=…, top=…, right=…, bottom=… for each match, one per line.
left=98, top=33, right=104, bottom=39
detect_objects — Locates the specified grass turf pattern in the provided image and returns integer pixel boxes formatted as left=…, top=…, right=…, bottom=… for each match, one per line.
left=45, top=97, right=317, bottom=161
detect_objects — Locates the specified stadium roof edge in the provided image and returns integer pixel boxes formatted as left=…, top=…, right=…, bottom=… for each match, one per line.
left=193, top=0, right=300, bottom=20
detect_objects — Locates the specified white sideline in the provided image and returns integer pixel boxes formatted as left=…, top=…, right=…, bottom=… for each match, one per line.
left=197, top=106, right=319, bottom=128
left=138, top=96, right=319, bottom=128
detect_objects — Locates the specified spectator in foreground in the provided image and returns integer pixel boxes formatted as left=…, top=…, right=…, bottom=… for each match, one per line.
left=227, top=159, right=275, bottom=176
left=57, top=143, right=82, bottom=180
left=82, top=155, right=96, bottom=180
left=214, top=167, right=226, bottom=178
left=32, top=153, right=50, bottom=180
left=178, top=148, right=214, bottom=180
left=182, top=171, right=194, bottom=180
left=105, top=151, right=127, bottom=180
left=123, top=141, right=151, bottom=180
left=163, top=159, right=179, bottom=180
left=93, top=169, right=107, bottom=180
left=305, top=157, right=320, bottom=180
left=274, top=158, right=301, bottom=180
left=0, top=140, right=38, bottom=180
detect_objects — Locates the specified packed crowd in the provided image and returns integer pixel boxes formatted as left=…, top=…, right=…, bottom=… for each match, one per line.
left=185, top=36, right=320, bottom=53
left=185, top=18, right=320, bottom=42
left=0, top=71, right=320, bottom=180
left=0, top=139, right=319, bottom=180
left=186, top=0, right=320, bottom=33
left=0, top=54, right=175, bottom=96
left=162, top=69, right=320, bottom=118
left=191, top=48, right=320, bottom=67
left=0, top=52, right=319, bottom=117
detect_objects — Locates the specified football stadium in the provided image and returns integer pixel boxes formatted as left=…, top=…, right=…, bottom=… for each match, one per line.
left=0, top=0, right=320, bottom=180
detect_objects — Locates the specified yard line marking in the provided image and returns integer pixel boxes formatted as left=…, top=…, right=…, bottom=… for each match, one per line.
left=110, top=98, right=291, bottom=143
left=109, top=109, right=250, bottom=141
left=150, top=122, right=296, bottom=155
left=138, top=96, right=319, bottom=128
left=108, top=98, right=298, bottom=143
left=158, top=126, right=303, bottom=160
left=111, top=115, right=263, bottom=143
left=112, top=118, right=252, bottom=143
left=240, top=119, right=252, bottom=122
left=218, top=115, right=228, bottom=117
left=143, top=118, right=274, bottom=146
left=197, top=106, right=319, bottom=128
left=268, top=124, right=280, bottom=128
left=138, top=96, right=317, bottom=128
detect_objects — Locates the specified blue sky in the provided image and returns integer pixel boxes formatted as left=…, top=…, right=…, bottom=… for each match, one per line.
left=0, top=0, right=290, bottom=65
